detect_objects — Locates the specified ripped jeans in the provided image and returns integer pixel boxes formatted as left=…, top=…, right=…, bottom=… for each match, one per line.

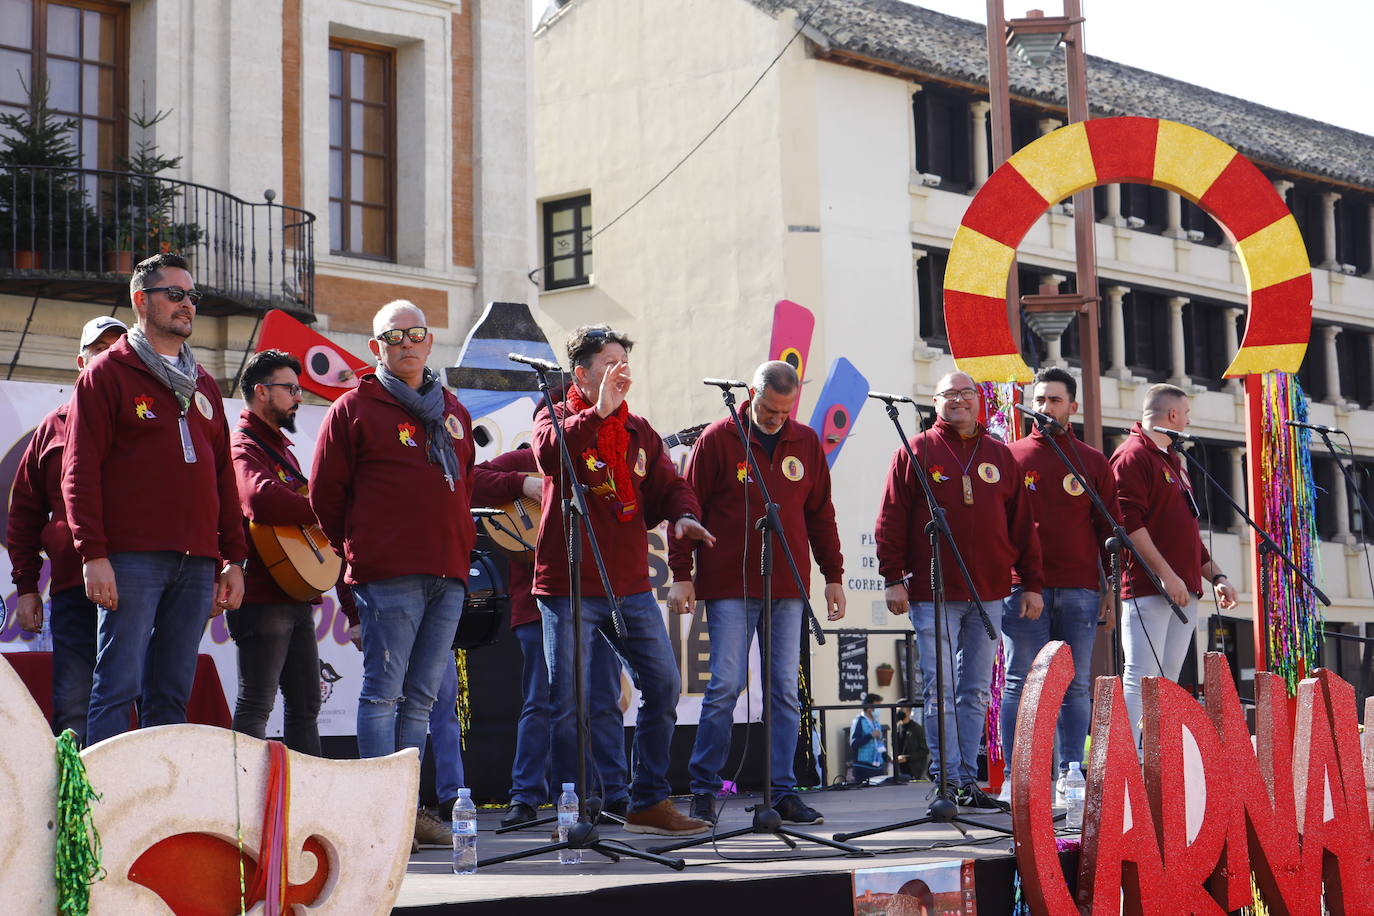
left=352, top=575, right=466, bottom=758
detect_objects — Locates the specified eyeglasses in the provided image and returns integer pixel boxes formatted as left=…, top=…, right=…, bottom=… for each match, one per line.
left=375, top=326, right=429, bottom=345
left=936, top=388, right=980, bottom=401
left=143, top=286, right=203, bottom=305
left=259, top=382, right=302, bottom=396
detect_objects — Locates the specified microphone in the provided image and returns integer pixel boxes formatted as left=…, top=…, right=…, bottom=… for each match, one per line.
left=1013, top=402, right=1062, bottom=433
left=702, top=378, right=749, bottom=389
left=1154, top=426, right=1194, bottom=443
left=867, top=391, right=915, bottom=404
left=508, top=352, right=562, bottom=371
left=470, top=507, right=505, bottom=517
left=1285, top=419, right=1341, bottom=436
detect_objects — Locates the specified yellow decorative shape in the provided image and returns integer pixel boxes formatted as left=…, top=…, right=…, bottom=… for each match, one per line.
left=954, top=353, right=1034, bottom=385
left=1224, top=343, right=1308, bottom=378
left=1006, top=121, right=1096, bottom=202
left=944, top=225, right=1016, bottom=299
left=1153, top=120, right=1235, bottom=199
left=1235, top=215, right=1310, bottom=291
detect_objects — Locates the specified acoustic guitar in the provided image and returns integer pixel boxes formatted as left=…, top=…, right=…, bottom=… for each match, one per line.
left=480, top=423, right=707, bottom=562
left=248, top=520, right=342, bottom=602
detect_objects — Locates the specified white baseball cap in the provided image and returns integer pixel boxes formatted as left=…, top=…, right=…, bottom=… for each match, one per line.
left=79, top=315, right=128, bottom=350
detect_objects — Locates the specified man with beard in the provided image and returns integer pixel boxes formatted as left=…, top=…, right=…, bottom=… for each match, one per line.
left=8, top=315, right=126, bottom=744
left=64, top=253, right=246, bottom=745
left=228, top=349, right=324, bottom=755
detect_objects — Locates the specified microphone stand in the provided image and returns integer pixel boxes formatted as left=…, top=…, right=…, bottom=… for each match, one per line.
left=649, top=385, right=860, bottom=856
left=1105, top=537, right=1124, bottom=675
left=478, top=361, right=684, bottom=871
left=834, top=397, right=1011, bottom=844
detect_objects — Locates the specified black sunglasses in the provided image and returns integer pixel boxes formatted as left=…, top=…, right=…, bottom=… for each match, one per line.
left=143, top=286, right=203, bottom=305
left=376, top=326, right=429, bottom=345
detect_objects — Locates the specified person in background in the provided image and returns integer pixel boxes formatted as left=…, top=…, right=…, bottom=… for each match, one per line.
left=892, top=702, right=929, bottom=783
left=849, top=693, right=888, bottom=783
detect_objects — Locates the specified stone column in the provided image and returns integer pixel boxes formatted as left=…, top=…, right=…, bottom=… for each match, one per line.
left=1321, top=191, right=1341, bottom=270
left=1168, top=296, right=1189, bottom=387
left=912, top=247, right=929, bottom=355
left=1229, top=447, right=1247, bottom=534
left=1322, top=324, right=1343, bottom=404
left=1106, top=285, right=1130, bottom=380
left=1164, top=192, right=1185, bottom=239
left=1272, top=178, right=1293, bottom=203
left=1104, top=184, right=1125, bottom=226
left=1331, top=464, right=1351, bottom=540
left=970, top=100, right=992, bottom=189
left=1041, top=272, right=1069, bottom=367
left=1223, top=306, right=1243, bottom=393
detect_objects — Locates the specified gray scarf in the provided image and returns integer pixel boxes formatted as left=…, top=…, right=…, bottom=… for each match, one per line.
left=377, top=365, right=461, bottom=488
left=127, top=325, right=199, bottom=413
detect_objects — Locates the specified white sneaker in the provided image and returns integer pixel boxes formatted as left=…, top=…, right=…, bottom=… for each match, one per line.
left=997, top=781, right=1013, bottom=805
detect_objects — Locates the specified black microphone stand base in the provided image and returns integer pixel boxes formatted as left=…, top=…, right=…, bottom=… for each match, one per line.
left=831, top=790, right=1014, bottom=843
left=479, top=820, right=687, bottom=870
left=648, top=801, right=865, bottom=855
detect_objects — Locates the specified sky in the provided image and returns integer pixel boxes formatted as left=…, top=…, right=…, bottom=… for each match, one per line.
left=529, top=0, right=1374, bottom=137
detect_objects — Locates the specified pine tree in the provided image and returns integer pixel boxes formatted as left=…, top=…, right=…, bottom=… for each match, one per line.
left=104, top=100, right=197, bottom=255
left=0, top=76, right=91, bottom=258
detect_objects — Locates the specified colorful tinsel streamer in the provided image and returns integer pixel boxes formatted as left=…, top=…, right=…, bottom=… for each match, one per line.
left=455, top=649, right=471, bottom=747
left=55, top=728, right=104, bottom=916
left=1258, top=372, right=1322, bottom=694
left=978, top=381, right=1019, bottom=765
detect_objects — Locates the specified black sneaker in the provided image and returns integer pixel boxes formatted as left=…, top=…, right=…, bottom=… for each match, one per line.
left=957, top=782, right=1011, bottom=812
left=500, top=802, right=537, bottom=827
left=690, top=792, right=718, bottom=825
left=774, top=794, right=824, bottom=825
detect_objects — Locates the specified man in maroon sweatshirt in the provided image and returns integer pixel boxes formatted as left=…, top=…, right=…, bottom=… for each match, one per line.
left=63, top=253, right=246, bottom=746
left=1002, top=366, right=1122, bottom=781
left=310, top=300, right=476, bottom=764
left=8, top=315, right=126, bottom=743
left=228, top=348, right=324, bottom=756
left=533, top=324, right=715, bottom=836
left=667, top=360, right=845, bottom=827
left=875, top=370, right=1042, bottom=810
left=1110, top=383, right=1236, bottom=747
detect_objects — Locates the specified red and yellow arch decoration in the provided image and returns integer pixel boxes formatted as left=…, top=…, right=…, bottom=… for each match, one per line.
left=942, top=116, right=1311, bottom=382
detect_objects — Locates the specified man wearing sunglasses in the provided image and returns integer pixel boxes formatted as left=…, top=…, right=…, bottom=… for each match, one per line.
left=63, top=253, right=247, bottom=746
left=533, top=324, right=716, bottom=836
left=1110, top=383, right=1237, bottom=749
left=875, top=370, right=1042, bottom=811
left=311, top=302, right=476, bottom=782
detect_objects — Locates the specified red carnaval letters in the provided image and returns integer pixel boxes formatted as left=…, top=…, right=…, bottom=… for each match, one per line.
left=1013, top=642, right=1374, bottom=915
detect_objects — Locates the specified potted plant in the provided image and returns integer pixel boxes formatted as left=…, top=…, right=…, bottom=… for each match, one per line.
left=0, top=77, right=91, bottom=269
left=103, top=102, right=201, bottom=271
left=875, top=662, right=895, bottom=687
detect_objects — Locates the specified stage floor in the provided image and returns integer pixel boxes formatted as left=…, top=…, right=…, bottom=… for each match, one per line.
left=394, top=781, right=1033, bottom=914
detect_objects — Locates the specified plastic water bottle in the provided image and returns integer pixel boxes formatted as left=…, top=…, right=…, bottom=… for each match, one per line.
left=1064, top=762, right=1086, bottom=831
left=557, top=783, right=581, bottom=865
left=452, top=788, right=477, bottom=874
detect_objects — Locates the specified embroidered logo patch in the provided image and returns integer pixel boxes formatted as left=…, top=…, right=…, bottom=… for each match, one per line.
left=277, top=467, right=291, bottom=484
left=930, top=465, right=948, bottom=484
left=133, top=395, right=157, bottom=420
left=194, top=390, right=214, bottom=419
left=397, top=422, right=419, bottom=447
left=445, top=414, right=464, bottom=440
left=635, top=447, right=647, bottom=477
left=1063, top=473, right=1085, bottom=496
left=1023, top=470, right=1039, bottom=491
left=582, top=448, right=606, bottom=471
left=977, top=462, right=1000, bottom=484
left=737, top=461, right=750, bottom=483
left=1164, top=469, right=1175, bottom=484
left=782, top=456, right=804, bottom=481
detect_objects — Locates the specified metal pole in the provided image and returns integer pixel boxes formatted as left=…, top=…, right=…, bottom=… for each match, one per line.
left=986, top=0, right=1022, bottom=353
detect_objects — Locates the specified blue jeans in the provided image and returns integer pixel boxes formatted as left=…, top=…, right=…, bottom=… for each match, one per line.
left=352, top=575, right=465, bottom=758
left=689, top=598, right=803, bottom=799
left=49, top=585, right=98, bottom=745
left=86, top=552, right=216, bottom=746
left=908, top=598, right=1004, bottom=785
left=999, top=586, right=1100, bottom=771
left=540, top=592, right=678, bottom=812
left=427, top=655, right=464, bottom=805
left=511, top=620, right=628, bottom=807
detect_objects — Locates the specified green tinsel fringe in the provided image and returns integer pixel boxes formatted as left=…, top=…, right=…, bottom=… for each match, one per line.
left=54, top=729, right=104, bottom=915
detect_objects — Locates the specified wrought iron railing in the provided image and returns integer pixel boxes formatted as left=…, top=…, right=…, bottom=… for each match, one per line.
left=0, top=164, right=315, bottom=317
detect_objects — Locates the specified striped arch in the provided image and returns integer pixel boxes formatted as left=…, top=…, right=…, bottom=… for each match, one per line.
left=942, top=116, right=1312, bottom=383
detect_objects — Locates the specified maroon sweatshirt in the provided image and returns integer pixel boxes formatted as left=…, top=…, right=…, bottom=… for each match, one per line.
left=667, top=404, right=843, bottom=600
left=875, top=418, right=1043, bottom=601
left=532, top=399, right=699, bottom=598
left=473, top=447, right=539, bottom=627
left=62, top=337, right=246, bottom=564
left=8, top=405, right=84, bottom=595
left=309, top=374, right=475, bottom=585
left=1110, top=423, right=1211, bottom=599
left=1007, top=426, right=1122, bottom=590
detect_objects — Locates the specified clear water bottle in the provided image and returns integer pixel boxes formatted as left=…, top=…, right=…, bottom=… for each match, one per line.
left=1064, top=762, right=1086, bottom=831
left=452, top=788, right=477, bottom=874
left=557, top=782, right=581, bottom=865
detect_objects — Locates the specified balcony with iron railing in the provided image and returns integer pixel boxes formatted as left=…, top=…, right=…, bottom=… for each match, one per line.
left=0, top=165, right=316, bottom=320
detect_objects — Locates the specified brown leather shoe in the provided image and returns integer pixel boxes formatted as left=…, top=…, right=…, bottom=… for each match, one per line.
left=623, top=799, right=710, bottom=836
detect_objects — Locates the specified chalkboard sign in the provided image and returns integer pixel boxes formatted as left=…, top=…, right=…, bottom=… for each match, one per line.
left=837, top=630, right=867, bottom=701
